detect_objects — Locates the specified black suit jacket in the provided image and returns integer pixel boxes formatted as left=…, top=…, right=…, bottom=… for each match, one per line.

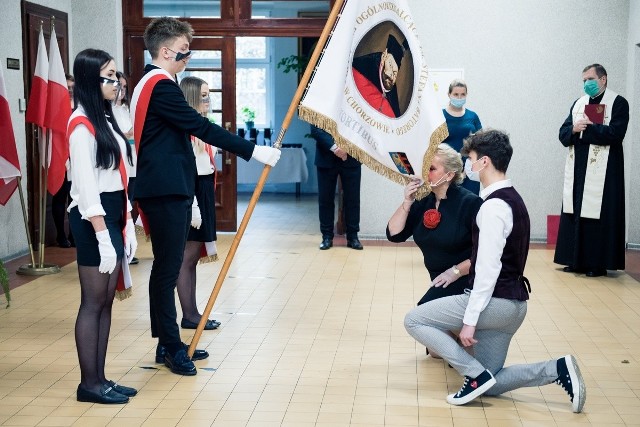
left=135, top=64, right=255, bottom=199
left=311, top=125, right=360, bottom=169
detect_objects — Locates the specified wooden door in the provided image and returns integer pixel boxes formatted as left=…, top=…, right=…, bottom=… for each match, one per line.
left=126, top=36, right=240, bottom=231
left=21, top=1, right=69, bottom=247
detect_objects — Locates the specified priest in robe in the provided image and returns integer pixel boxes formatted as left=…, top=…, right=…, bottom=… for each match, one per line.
left=554, top=64, right=629, bottom=278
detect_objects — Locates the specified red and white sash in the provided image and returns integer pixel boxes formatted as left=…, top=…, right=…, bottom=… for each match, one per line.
left=129, top=67, right=173, bottom=238
left=66, top=114, right=133, bottom=300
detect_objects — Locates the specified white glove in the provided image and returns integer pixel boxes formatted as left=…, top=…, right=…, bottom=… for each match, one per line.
left=251, top=146, right=281, bottom=167
left=124, top=218, right=138, bottom=263
left=96, top=230, right=117, bottom=274
left=431, top=267, right=460, bottom=288
left=191, top=202, right=202, bottom=229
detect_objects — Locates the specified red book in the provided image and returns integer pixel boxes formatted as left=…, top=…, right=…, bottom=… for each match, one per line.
left=584, top=104, right=605, bottom=124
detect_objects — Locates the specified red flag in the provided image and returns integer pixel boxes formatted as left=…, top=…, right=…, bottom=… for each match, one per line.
left=25, top=27, right=48, bottom=128
left=0, top=63, right=21, bottom=205
left=44, top=27, right=71, bottom=194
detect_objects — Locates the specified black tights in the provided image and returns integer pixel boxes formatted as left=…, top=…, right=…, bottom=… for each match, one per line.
left=176, top=241, right=203, bottom=323
left=75, top=261, right=121, bottom=392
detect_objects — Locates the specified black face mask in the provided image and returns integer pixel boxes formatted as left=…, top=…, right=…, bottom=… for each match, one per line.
left=175, top=50, right=192, bottom=61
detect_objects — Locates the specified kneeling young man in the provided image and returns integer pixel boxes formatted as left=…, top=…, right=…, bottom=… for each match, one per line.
left=404, top=129, right=586, bottom=412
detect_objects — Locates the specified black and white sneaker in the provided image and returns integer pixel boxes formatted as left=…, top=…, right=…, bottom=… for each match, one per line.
left=556, top=355, right=586, bottom=413
left=446, top=369, right=496, bottom=405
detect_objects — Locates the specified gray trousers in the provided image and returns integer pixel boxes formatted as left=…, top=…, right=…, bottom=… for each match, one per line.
left=404, top=293, right=558, bottom=396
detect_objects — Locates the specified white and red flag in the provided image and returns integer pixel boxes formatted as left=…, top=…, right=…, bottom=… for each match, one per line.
left=0, top=63, right=21, bottom=205
left=25, top=27, right=48, bottom=128
left=299, top=0, right=447, bottom=197
left=44, top=27, right=71, bottom=195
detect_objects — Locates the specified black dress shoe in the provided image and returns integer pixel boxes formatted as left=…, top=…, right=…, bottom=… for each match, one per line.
left=129, top=257, right=139, bottom=265
left=57, top=238, right=72, bottom=248
left=105, top=380, right=137, bottom=397
left=156, top=343, right=209, bottom=363
left=181, top=318, right=220, bottom=330
left=77, top=383, right=129, bottom=404
left=347, top=238, right=363, bottom=250
left=586, top=269, right=607, bottom=277
left=164, top=349, right=197, bottom=376
left=562, top=266, right=586, bottom=274
left=319, top=237, right=333, bottom=250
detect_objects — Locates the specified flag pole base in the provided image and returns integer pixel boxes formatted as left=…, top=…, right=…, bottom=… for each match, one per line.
left=16, top=263, right=61, bottom=276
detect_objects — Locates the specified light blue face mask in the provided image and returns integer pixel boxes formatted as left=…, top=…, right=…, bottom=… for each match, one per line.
left=584, top=80, right=600, bottom=97
left=450, top=97, right=466, bottom=109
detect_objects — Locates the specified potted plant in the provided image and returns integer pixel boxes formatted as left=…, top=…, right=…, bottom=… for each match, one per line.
left=0, top=259, right=10, bottom=308
left=240, top=106, right=256, bottom=130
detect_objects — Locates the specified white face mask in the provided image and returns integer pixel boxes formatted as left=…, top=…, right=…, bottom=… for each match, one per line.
left=464, top=157, right=484, bottom=182
left=429, top=172, right=450, bottom=188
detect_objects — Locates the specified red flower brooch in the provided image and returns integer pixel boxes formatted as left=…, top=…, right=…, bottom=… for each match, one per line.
left=423, top=209, right=441, bottom=229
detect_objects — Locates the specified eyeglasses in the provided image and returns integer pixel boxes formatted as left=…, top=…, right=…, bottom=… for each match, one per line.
left=165, top=47, right=193, bottom=61
left=100, top=77, right=121, bottom=87
left=200, top=95, right=211, bottom=103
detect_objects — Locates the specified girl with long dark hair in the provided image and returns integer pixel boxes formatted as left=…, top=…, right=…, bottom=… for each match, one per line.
left=68, top=49, right=137, bottom=404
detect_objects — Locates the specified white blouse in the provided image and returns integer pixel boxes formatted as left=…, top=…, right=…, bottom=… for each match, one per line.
left=67, top=106, right=132, bottom=220
left=112, top=103, right=137, bottom=178
left=193, top=138, right=215, bottom=175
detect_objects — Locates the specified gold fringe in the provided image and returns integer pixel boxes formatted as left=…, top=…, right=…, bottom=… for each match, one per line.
left=115, top=287, right=133, bottom=301
left=198, top=254, right=218, bottom=264
left=298, top=107, right=448, bottom=200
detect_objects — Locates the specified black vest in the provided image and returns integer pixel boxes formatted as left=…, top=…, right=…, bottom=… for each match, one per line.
left=469, top=186, right=531, bottom=301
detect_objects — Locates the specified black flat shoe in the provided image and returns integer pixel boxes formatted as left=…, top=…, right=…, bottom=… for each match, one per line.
left=164, top=349, right=197, bottom=376
left=77, top=384, right=129, bottom=404
left=181, top=318, right=220, bottom=330
left=129, top=257, right=139, bottom=265
left=105, top=380, right=137, bottom=397
left=586, top=269, right=607, bottom=277
left=156, top=343, right=209, bottom=363
left=347, top=238, right=363, bottom=250
left=319, top=237, right=333, bottom=250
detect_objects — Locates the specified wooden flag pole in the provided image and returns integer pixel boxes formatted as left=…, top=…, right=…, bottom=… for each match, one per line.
left=188, top=0, right=347, bottom=357
left=16, top=177, right=36, bottom=267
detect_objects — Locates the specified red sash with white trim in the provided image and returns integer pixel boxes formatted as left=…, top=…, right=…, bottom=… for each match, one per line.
left=129, top=68, right=172, bottom=238
left=67, top=115, right=133, bottom=300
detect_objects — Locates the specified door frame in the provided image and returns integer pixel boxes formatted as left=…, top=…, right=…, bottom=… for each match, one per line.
left=21, top=1, right=69, bottom=247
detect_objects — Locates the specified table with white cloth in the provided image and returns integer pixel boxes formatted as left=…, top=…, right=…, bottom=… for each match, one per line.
left=237, top=147, right=308, bottom=197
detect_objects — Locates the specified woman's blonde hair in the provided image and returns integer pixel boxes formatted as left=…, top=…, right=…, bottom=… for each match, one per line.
left=436, top=143, right=464, bottom=185
left=180, top=76, right=207, bottom=153
left=448, top=79, right=468, bottom=95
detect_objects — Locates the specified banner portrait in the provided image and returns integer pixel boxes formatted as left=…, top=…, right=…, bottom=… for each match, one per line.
left=299, top=0, right=448, bottom=198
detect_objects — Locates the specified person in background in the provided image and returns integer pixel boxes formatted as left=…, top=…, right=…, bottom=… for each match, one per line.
left=311, top=125, right=363, bottom=251
left=131, top=17, right=280, bottom=376
left=67, top=49, right=138, bottom=404
left=177, top=75, right=221, bottom=331
left=51, top=74, right=76, bottom=248
left=404, top=130, right=585, bottom=412
left=554, top=63, right=628, bottom=278
left=442, top=79, right=483, bottom=194
left=111, top=71, right=139, bottom=265
left=387, top=143, right=481, bottom=356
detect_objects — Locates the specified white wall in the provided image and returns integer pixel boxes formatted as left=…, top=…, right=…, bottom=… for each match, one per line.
left=359, top=0, right=633, bottom=242
left=626, top=1, right=640, bottom=247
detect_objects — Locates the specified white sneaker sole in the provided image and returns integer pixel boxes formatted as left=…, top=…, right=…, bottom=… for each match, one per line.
left=446, top=374, right=497, bottom=405
left=564, top=355, right=586, bottom=413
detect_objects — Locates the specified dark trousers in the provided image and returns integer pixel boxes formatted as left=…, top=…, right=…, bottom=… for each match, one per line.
left=317, top=165, right=361, bottom=240
left=52, top=178, right=72, bottom=241
left=137, top=195, right=192, bottom=350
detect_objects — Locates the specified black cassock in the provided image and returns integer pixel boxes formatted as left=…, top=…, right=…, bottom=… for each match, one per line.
left=554, top=90, right=629, bottom=271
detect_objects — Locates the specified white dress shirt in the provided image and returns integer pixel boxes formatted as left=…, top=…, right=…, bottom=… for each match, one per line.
left=68, top=106, right=132, bottom=220
left=463, top=179, right=514, bottom=326
left=112, top=103, right=137, bottom=178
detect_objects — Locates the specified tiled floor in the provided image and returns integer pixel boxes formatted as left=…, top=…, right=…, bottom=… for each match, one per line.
left=1, top=193, right=640, bottom=426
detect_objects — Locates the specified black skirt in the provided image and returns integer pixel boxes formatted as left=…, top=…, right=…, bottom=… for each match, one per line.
left=69, top=191, right=126, bottom=266
left=188, top=174, right=216, bottom=242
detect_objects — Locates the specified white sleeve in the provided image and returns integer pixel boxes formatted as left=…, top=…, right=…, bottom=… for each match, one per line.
left=69, top=126, right=106, bottom=220
left=463, top=199, right=513, bottom=326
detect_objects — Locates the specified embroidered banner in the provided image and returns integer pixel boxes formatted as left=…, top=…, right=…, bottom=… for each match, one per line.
left=299, top=0, right=447, bottom=197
